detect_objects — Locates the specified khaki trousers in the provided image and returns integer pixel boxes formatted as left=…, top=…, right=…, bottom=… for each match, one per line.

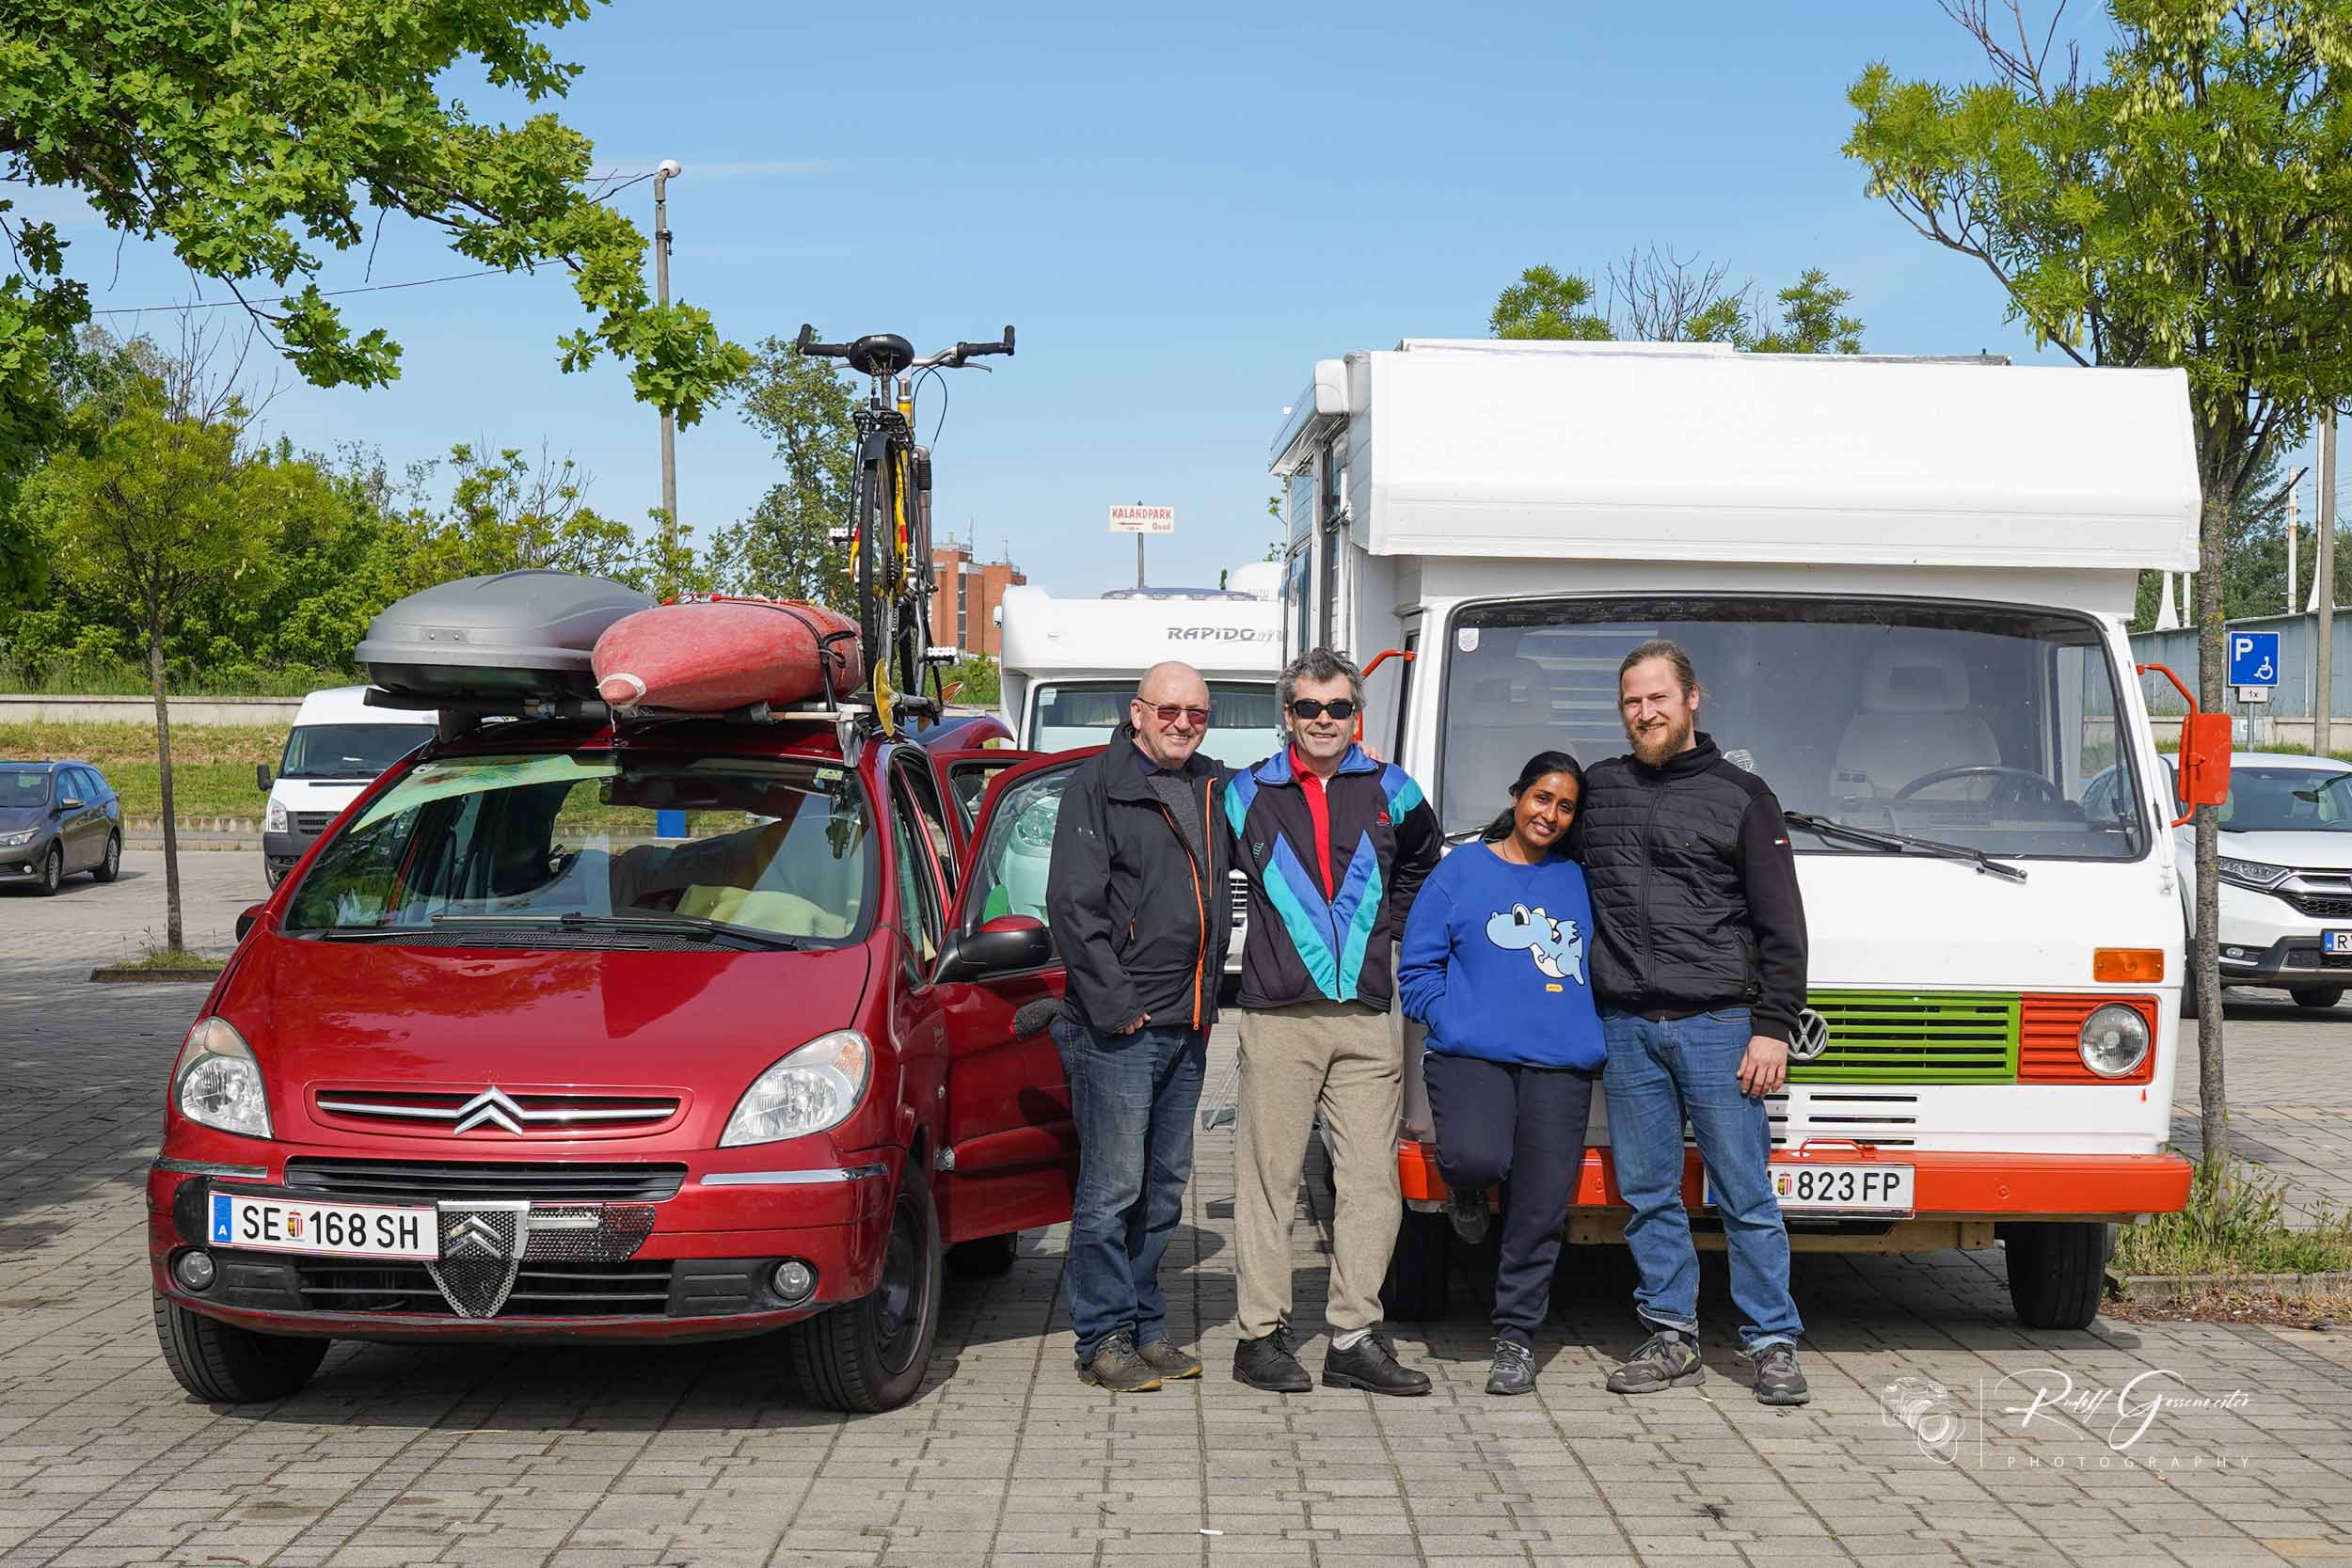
left=1232, top=999, right=1403, bottom=1338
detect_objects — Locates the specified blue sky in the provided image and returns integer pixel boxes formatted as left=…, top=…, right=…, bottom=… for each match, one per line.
left=44, top=2, right=2175, bottom=594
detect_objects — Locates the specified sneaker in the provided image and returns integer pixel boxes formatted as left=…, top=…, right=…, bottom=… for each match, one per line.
left=1232, top=1326, right=1311, bottom=1393
left=1076, top=1332, right=1162, bottom=1392
left=1751, top=1343, right=1809, bottom=1406
left=1322, top=1330, right=1433, bottom=1397
left=1445, top=1185, right=1491, bottom=1246
left=1605, top=1329, right=1705, bottom=1394
left=1486, top=1338, right=1536, bottom=1397
left=1136, top=1338, right=1203, bottom=1380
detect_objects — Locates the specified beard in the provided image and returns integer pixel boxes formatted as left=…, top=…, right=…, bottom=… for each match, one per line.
left=1629, top=714, right=1692, bottom=767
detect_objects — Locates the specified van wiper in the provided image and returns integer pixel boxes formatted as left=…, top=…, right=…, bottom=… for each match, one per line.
left=429, top=911, right=807, bottom=949
left=1783, top=812, right=2027, bottom=884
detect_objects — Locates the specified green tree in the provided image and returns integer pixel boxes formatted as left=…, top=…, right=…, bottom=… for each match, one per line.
left=0, top=0, right=752, bottom=574
left=399, top=441, right=642, bottom=589
left=1489, top=264, right=1613, bottom=341
left=1845, top=0, right=2352, bottom=1166
left=704, top=338, right=857, bottom=608
left=1495, top=251, right=1865, bottom=351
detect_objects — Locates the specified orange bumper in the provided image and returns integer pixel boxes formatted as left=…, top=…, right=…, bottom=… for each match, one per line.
left=1398, top=1141, right=2192, bottom=1220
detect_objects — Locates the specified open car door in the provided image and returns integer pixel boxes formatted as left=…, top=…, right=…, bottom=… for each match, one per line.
left=927, top=748, right=1030, bottom=857
left=930, top=750, right=1100, bottom=1245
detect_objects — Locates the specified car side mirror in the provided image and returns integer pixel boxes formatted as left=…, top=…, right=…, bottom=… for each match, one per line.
left=937, top=914, right=1054, bottom=982
left=58, top=797, right=83, bottom=812
left=236, top=902, right=267, bottom=942
left=255, top=764, right=272, bottom=792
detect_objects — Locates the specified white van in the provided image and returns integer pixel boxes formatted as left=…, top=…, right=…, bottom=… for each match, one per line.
left=260, top=686, right=438, bottom=886
left=1272, top=337, right=2214, bottom=1329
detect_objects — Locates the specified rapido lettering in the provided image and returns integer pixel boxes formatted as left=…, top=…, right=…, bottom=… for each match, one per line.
left=1166, top=626, right=1279, bottom=642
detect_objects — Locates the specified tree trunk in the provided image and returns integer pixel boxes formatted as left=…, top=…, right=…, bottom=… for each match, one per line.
left=2192, top=485, right=2228, bottom=1170
left=150, top=626, right=183, bottom=954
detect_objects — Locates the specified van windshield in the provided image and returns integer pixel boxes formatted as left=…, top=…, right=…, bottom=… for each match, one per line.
left=283, top=752, right=873, bottom=946
left=280, top=722, right=438, bottom=780
left=1028, top=680, right=1283, bottom=769
left=1439, top=597, right=2150, bottom=862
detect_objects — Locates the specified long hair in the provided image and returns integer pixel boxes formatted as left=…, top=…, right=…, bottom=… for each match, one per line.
left=1483, top=750, right=1584, bottom=846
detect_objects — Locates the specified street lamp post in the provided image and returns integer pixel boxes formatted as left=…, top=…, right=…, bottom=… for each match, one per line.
left=653, top=159, right=682, bottom=582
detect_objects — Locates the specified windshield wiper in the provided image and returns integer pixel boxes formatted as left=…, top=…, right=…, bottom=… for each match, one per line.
left=1783, top=812, right=2028, bottom=884
left=429, top=911, right=807, bottom=950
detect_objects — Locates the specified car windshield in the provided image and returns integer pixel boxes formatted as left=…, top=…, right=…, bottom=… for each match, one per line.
left=2219, top=767, right=2352, bottom=833
left=279, top=722, right=438, bottom=780
left=0, top=768, right=52, bottom=807
left=1027, top=679, right=1282, bottom=769
left=283, top=752, right=874, bottom=945
left=1438, top=596, right=2150, bottom=862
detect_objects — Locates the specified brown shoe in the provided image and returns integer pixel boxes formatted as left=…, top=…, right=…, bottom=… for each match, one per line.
left=1136, top=1338, right=1202, bottom=1380
left=1076, top=1332, right=1162, bottom=1392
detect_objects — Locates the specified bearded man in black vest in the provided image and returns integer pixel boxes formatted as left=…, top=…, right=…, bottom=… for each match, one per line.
left=1579, top=639, right=1811, bottom=1406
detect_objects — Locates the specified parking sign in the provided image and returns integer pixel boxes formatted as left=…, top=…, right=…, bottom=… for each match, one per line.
left=2227, top=631, right=2279, bottom=687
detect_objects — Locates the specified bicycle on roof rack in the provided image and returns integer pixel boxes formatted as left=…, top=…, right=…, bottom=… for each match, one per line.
left=793, top=322, right=1014, bottom=735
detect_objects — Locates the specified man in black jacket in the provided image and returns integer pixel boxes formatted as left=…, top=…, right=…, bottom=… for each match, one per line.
left=1045, top=660, right=1231, bottom=1393
left=1581, top=639, right=1811, bottom=1406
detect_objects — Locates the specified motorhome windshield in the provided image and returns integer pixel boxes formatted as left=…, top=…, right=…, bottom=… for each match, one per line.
left=282, top=752, right=874, bottom=946
left=1029, top=680, right=1283, bottom=769
left=1439, top=597, right=2150, bottom=861
left=279, top=722, right=437, bottom=780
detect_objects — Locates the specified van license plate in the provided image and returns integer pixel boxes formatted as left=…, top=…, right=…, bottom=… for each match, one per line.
left=2326, top=930, right=2351, bottom=956
left=209, top=1192, right=437, bottom=1259
left=1708, top=1163, right=1915, bottom=1213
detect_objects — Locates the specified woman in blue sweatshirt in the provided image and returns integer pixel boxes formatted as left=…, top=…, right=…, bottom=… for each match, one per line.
left=1397, top=750, right=1604, bottom=1395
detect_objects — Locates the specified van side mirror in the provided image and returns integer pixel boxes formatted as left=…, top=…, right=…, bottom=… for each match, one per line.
left=255, top=764, right=272, bottom=792
left=236, top=903, right=267, bottom=942
left=937, top=914, right=1054, bottom=982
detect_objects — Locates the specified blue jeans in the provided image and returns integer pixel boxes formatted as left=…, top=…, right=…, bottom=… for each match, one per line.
left=1051, top=1014, right=1207, bottom=1361
left=1601, top=1007, right=1801, bottom=1353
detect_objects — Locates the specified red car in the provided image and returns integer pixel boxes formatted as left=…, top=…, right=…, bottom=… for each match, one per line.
left=149, top=711, right=1091, bottom=1411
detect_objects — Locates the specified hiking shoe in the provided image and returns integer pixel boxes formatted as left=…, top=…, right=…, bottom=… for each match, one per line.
left=1077, top=1332, right=1162, bottom=1392
left=1232, top=1326, right=1311, bottom=1393
left=1751, top=1343, right=1809, bottom=1406
left=1486, top=1338, right=1536, bottom=1397
left=1445, top=1185, right=1491, bottom=1246
left=1136, top=1338, right=1203, bottom=1380
left=1606, top=1329, right=1705, bottom=1394
left=1323, top=1330, right=1433, bottom=1397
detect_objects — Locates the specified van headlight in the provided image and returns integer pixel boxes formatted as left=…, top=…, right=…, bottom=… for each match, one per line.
left=2077, top=1005, right=2151, bottom=1079
left=720, top=1030, right=870, bottom=1146
left=266, top=799, right=289, bottom=833
left=172, top=1018, right=273, bottom=1137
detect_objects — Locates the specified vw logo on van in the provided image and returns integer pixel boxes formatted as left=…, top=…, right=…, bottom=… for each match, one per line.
left=1788, top=1007, right=1832, bottom=1063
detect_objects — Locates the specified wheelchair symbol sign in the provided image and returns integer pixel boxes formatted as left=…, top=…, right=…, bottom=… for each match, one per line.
left=2227, top=631, right=2280, bottom=687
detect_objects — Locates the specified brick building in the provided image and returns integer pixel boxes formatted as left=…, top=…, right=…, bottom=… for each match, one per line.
left=929, top=543, right=1025, bottom=657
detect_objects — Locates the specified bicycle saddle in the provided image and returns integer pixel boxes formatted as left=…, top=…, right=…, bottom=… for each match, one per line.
left=847, top=334, right=915, bottom=378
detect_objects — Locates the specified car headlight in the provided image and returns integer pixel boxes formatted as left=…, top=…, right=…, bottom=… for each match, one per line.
left=266, top=799, right=289, bottom=833
left=2216, top=856, right=2289, bottom=889
left=0, top=829, right=33, bottom=847
left=2077, top=1005, right=2151, bottom=1079
left=720, top=1030, right=870, bottom=1146
left=171, top=1017, right=272, bottom=1137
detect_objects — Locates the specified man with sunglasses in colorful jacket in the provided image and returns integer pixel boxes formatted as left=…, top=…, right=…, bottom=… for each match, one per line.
left=1225, top=647, right=1443, bottom=1396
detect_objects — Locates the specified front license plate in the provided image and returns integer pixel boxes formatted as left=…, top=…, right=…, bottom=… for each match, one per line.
left=2326, top=930, right=2352, bottom=957
left=1708, top=1163, right=1915, bottom=1213
left=208, top=1191, right=437, bottom=1259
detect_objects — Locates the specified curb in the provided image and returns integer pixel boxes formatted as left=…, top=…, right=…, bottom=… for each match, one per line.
left=125, top=837, right=259, bottom=852
left=125, top=817, right=262, bottom=833
left=88, top=965, right=226, bottom=983
left=2106, top=1269, right=2352, bottom=1304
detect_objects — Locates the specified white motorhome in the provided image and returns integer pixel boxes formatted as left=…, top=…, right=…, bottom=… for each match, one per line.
left=259, top=686, right=437, bottom=886
left=1272, top=338, right=2208, bottom=1329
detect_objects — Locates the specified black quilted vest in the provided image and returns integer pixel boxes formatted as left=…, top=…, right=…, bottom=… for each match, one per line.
left=1579, top=732, right=1770, bottom=1014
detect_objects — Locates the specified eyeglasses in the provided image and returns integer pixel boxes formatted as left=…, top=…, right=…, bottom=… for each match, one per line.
left=1288, top=698, right=1358, bottom=721
left=1136, top=700, right=1211, bottom=725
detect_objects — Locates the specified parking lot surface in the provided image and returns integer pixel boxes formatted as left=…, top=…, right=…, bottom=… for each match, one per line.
left=4, top=854, right=2350, bottom=1567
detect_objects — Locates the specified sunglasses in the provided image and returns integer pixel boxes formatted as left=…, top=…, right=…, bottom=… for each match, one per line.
left=1288, top=698, right=1358, bottom=721
left=1136, top=700, right=1211, bottom=725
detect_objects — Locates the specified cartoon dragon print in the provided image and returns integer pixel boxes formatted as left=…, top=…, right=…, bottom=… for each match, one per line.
left=1484, top=903, right=1583, bottom=984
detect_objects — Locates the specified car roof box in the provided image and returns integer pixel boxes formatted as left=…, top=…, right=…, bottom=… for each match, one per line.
left=358, top=570, right=653, bottom=701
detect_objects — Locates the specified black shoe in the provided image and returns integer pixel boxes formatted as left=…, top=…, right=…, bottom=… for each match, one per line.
left=1322, top=1330, right=1433, bottom=1397
left=1606, top=1329, right=1705, bottom=1394
left=1232, top=1326, right=1311, bottom=1393
left=1445, top=1185, right=1491, bottom=1246
left=1750, top=1342, right=1809, bottom=1406
left=1076, top=1332, right=1162, bottom=1392
left=1486, top=1338, right=1536, bottom=1396
left=1136, top=1338, right=1203, bottom=1380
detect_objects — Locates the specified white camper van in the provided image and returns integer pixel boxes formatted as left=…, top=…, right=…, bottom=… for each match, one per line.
left=259, top=686, right=438, bottom=886
left=1271, top=338, right=2217, bottom=1329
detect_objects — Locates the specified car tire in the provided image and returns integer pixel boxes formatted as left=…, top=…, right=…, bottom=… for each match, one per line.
left=151, top=1291, right=327, bottom=1402
left=1998, top=1221, right=2109, bottom=1331
left=2289, top=987, right=2344, bottom=1011
left=946, top=1232, right=1020, bottom=1276
left=1379, top=1208, right=1452, bottom=1322
left=92, top=832, right=121, bottom=883
left=34, top=844, right=63, bottom=896
left=789, top=1161, right=941, bottom=1413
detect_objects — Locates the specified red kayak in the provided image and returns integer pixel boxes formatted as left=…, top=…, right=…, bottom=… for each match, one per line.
left=592, top=597, right=865, bottom=713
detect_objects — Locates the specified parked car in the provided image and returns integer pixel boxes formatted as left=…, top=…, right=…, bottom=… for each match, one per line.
left=0, top=759, right=124, bottom=895
left=260, top=686, right=438, bottom=888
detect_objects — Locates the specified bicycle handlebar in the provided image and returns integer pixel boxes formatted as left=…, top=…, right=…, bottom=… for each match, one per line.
left=794, top=324, right=854, bottom=359
left=948, top=326, right=1016, bottom=366
left=795, top=323, right=1016, bottom=371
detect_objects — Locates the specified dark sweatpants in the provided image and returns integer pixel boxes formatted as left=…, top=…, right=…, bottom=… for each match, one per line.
left=1423, top=1052, right=1597, bottom=1345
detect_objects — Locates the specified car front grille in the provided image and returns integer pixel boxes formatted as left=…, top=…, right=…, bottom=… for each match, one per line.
left=282, top=1158, right=687, bottom=1203
left=2281, top=890, right=2352, bottom=919
left=293, top=811, right=337, bottom=835
left=1792, top=991, right=2018, bottom=1083
left=294, top=1259, right=675, bottom=1317
left=314, top=1086, right=682, bottom=1137
left=1762, top=1091, right=1917, bottom=1148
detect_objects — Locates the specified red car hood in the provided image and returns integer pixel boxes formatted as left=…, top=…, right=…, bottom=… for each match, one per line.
left=218, top=934, right=870, bottom=1146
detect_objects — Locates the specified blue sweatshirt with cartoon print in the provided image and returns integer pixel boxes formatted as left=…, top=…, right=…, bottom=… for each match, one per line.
left=1397, top=843, right=1605, bottom=1069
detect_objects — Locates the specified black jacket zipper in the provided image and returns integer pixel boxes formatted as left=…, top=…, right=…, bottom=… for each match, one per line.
left=1635, top=780, right=1666, bottom=1002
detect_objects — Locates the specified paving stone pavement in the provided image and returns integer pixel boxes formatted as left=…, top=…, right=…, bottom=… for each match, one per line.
left=3, top=854, right=2350, bottom=1567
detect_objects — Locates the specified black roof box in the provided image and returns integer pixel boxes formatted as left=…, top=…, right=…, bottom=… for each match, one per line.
left=358, top=570, right=652, bottom=701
